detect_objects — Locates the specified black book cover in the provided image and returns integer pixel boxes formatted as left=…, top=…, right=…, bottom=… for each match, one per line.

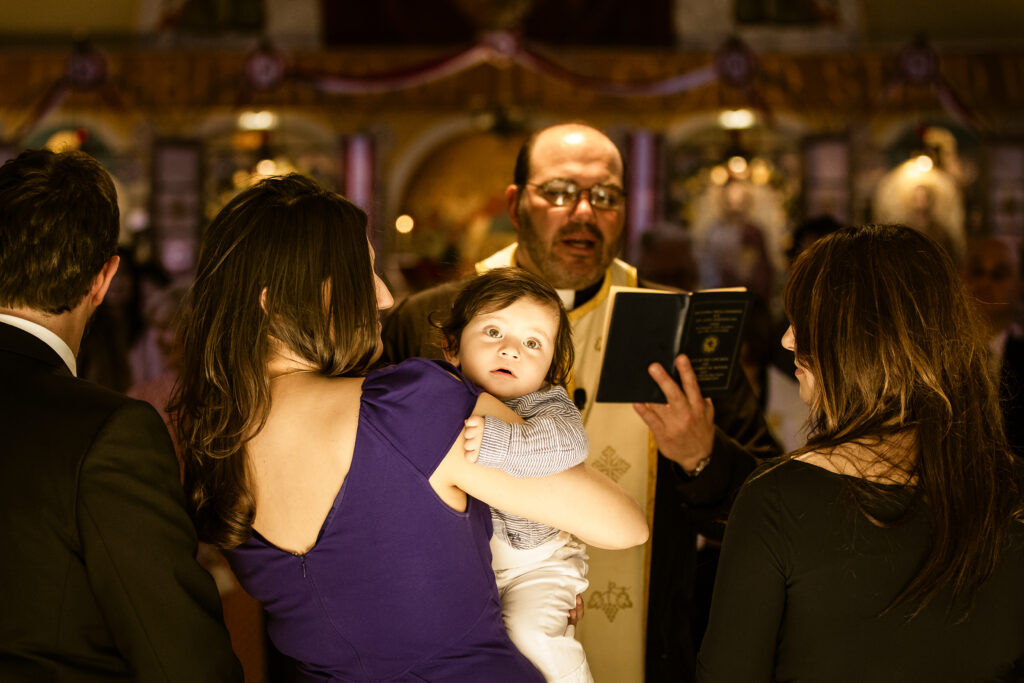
left=595, top=287, right=751, bottom=403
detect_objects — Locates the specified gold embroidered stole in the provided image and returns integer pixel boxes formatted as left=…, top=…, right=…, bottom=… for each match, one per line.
left=476, top=246, right=658, bottom=681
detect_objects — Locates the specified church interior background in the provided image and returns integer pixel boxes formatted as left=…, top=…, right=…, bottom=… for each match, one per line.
left=3, top=1, right=1024, bottom=679
left=5, top=0, right=1024, bottom=458
left=4, top=0, right=1024, bottom=295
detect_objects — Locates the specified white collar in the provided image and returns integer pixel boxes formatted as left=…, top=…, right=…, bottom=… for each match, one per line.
left=989, top=328, right=1009, bottom=364
left=556, top=288, right=575, bottom=311
left=0, top=313, right=77, bottom=376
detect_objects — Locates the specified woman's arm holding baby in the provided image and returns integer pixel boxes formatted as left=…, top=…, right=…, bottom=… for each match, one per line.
left=464, top=385, right=588, bottom=476
left=435, top=393, right=648, bottom=550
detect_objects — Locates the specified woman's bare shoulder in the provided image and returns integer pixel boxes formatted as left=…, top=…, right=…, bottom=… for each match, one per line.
left=794, top=445, right=914, bottom=485
left=256, top=374, right=363, bottom=450
left=793, top=450, right=843, bottom=472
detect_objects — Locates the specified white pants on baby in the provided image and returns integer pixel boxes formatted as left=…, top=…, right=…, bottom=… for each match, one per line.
left=492, top=532, right=593, bottom=683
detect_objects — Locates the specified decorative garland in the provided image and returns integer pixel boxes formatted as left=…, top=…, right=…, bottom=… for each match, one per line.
left=238, top=31, right=733, bottom=98
left=8, top=41, right=127, bottom=143
left=8, top=33, right=984, bottom=144
left=887, top=35, right=985, bottom=133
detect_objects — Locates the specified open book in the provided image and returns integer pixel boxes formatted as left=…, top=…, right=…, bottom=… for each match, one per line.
left=595, top=286, right=751, bottom=403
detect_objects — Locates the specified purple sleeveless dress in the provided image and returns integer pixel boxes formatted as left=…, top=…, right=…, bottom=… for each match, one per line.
left=223, top=359, right=542, bottom=681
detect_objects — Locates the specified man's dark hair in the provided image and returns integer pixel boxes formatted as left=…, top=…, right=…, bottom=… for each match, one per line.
left=513, top=130, right=542, bottom=188
left=0, top=149, right=119, bottom=314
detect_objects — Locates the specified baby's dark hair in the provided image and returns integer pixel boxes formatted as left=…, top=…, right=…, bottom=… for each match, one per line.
left=438, top=267, right=574, bottom=388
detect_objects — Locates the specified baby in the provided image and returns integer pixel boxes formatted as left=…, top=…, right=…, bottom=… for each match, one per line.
left=439, top=267, right=593, bottom=683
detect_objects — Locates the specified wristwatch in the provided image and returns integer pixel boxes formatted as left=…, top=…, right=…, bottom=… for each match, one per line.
left=687, top=455, right=712, bottom=477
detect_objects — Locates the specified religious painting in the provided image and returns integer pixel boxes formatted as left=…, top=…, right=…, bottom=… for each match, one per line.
left=802, top=136, right=850, bottom=224
left=202, top=114, right=339, bottom=224
left=152, top=140, right=203, bottom=277
left=987, top=142, right=1024, bottom=238
left=391, top=129, right=524, bottom=297
left=665, top=122, right=800, bottom=305
left=871, top=122, right=981, bottom=264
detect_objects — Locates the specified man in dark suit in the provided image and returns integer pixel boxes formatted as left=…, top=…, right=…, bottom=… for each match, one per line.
left=382, top=123, right=779, bottom=681
left=0, top=149, right=242, bottom=681
left=962, top=234, right=1024, bottom=460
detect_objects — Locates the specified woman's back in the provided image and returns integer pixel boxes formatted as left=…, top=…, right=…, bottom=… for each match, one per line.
left=698, top=458, right=1024, bottom=682
left=224, top=359, right=542, bottom=681
left=245, top=367, right=362, bottom=554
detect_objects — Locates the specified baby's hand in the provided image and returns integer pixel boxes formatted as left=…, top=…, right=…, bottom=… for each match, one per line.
left=462, top=416, right=484, bottom=462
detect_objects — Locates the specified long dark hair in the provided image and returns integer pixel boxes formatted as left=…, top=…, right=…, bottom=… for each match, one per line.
left=784, top=223, right=1022, bottom=618
left=438, top=267, right=574, bottom=388
left=171, top=174, right=380, bottom=548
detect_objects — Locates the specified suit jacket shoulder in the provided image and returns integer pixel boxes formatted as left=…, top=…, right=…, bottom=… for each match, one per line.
left=0, top=323, right=242, bottom=681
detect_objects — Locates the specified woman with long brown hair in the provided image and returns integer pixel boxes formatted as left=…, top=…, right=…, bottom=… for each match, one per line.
left=172, top=174, right=648, bottom=682
left=697, top=224, right=1024, bottom=681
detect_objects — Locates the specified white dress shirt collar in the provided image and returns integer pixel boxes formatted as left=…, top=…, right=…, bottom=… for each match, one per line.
left=0, top=313, right=77, bottom=376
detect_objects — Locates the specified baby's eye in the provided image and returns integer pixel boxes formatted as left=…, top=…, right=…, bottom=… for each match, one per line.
left=485, top=327, right=502, bottom=338
left=523, top=338, right=541, bottom=350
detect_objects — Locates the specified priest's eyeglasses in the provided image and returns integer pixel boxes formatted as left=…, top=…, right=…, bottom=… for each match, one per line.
left=528, top=179, right=626, bottom=211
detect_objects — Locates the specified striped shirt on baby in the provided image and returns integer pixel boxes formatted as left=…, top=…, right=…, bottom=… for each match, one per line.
left=478, top=385, right=589, bottom=550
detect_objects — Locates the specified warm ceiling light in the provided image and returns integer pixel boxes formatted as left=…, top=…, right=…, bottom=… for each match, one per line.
left=727, top=155, right=748, bottom=175
left=750, top=159, right=771, bottom=185
left=255, top=159, right=277, bottom=176
left=395, top=214, right=415, bottom=234
left=238, top=110, right=279, bottom=131
left=914, top=154, right=934, bottom=173
left=719, top=109, right=755, bottom=129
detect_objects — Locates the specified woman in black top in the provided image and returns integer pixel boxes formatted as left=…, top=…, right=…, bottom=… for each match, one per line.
left=697, top=224, right=1024, bottom=682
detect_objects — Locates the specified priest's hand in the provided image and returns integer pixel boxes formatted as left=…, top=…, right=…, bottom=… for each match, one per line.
left=633, top=355, right=716, bottom=475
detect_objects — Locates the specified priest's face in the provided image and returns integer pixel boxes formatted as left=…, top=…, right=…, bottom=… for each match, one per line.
left=509, top=124, right=626, bottom=291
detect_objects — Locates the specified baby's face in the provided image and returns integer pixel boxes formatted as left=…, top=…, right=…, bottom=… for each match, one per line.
left=455, top=297, right=559, bottom=401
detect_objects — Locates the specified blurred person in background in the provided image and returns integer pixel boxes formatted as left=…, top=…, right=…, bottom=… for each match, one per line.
left=961, top=234, right=1024, bottom=460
